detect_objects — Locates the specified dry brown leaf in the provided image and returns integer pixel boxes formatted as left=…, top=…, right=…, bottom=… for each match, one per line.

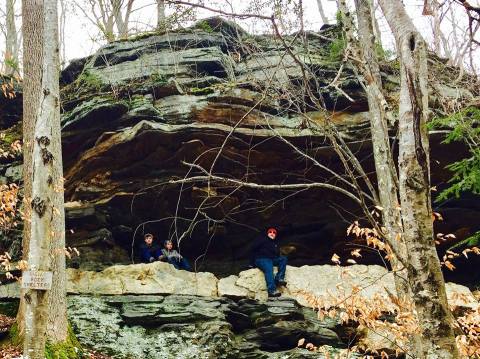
left=331, top=253, right=341, bottom=265
left=444, top=261, right=456, bottom=271
left=350, top=249, right=362, bottom=258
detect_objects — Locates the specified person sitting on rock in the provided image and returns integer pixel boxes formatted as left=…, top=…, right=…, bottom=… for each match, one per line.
left=160, top=240, right=192, bottom=271
left=139, top=233, right=163, bottom=263
left=250, top=227, right=287, bottom=298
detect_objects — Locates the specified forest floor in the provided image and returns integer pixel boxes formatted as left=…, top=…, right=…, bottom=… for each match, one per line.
left=0, top=314, right=112, bottom=359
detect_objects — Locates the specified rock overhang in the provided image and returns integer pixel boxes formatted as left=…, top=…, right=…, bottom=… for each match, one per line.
left=1, top=17, right=479, bottom=277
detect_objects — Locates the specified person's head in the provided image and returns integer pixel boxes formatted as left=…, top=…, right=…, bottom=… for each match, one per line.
left=164, top=240, right=173, bottom=250
left=144, top=233, right=153, bottom=245
left=266, top=227, right=277, bottom=240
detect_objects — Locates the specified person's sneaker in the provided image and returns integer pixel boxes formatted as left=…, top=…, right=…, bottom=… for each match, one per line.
left=276, top=280, right=287, bottom=287
left=268, top=291, right=281, bottom=298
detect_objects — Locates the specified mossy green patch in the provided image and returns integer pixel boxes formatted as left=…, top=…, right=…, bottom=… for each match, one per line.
left=120, top=30, right=161, bottom=42
left=77, top=70, right=104, bottom=92
left=187, top=86, right=215, bottom=95
left=61, top=70, right=109, bottom=106
left=195, top=20, right=214, bottom=33
left=2, top=323, right=82, bottom=359
left=326, top=37, right=347, bottom=62
left=45, top=325, right=82, bottom=359
left=0, top=122, right=22, bottom=154
left=383, top=80, right=399, bottom=92
left=0, top=322, right=19, bottom=349
left=150, top=72, right=168, bottom=85
left=374, top=42, right=395, bottom=60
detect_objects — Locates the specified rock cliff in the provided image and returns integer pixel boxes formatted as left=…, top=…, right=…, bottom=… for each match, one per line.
left=1, top=17, right=479, bottom=280
left=1, top=263, right=478, bottom=358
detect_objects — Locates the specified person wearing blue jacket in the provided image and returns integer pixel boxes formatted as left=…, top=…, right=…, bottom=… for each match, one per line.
left=139, top=233, right=162, bottom=263
left=250, top=227, right=287, bottom=298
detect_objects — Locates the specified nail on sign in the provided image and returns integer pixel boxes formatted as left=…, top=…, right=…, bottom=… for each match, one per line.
left=21, top=271, right=53, bottom=290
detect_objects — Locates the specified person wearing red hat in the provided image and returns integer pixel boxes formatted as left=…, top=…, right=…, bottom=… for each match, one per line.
left=250, top=227, right=288, bottom=298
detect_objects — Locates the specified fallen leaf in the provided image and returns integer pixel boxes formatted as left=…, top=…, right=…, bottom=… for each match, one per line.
left=331, top=253, right=341, bottom=265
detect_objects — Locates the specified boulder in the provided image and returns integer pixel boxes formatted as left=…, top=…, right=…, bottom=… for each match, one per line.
left=67, top=261, right=218, bottom=297
left=218, top=264, right=480, bottom=312
left=4, top=163, right=22, bottom=183
left=445, top=282, right=480, bottom=313
left=218, top=268, right=268, bottom=300
left=219, top=265, right=396, bottom=306
left=2, top=264, right=479, bottom=313
left=284, top=264, right=396, bottom=307
left=357, top=327, right=399, bottom=356
left=217, top=274, right=251, bottom=298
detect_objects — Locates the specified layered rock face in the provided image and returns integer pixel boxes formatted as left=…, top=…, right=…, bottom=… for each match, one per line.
left=2, top=262, right=478, bottom=312
left=3, top=263, right=477, bottom=358
left=58, top=20, right=377, bottom=271
left=57, top=18, right=479, bottom=274
left=1, top=18, right=479, bottom=278
left=68, top=294, right=349, bottom=359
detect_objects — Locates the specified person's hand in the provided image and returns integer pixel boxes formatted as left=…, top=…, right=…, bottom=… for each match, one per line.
left=159, top=255, right=165, bottom=261
left=149, top=257, right=155, bottom=263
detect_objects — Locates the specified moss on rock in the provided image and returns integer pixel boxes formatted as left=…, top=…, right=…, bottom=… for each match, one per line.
left=0, top=122, right=22, bottom=154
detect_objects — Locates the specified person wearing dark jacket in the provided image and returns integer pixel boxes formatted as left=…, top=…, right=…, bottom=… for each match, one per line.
left=250, top=227, right=287, bottom=298
left=139, top=233, right=162, bottom=263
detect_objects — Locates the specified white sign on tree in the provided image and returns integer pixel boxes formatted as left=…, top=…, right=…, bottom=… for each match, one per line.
left=21, top=270, right=53, bottom=290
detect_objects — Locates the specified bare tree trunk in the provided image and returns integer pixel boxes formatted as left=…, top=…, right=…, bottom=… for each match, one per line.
left=45, top=0, right=67, bottom=339
left=338, top=0, right=409, bottom=297
left=59, top=0, right=67, bottom=67
left=113, top=0, right=134, bottom=39
left=22, top=0, right=67, bottom=357
left=352, top=0, right=410, bottom=297
left=432, top=1, right=441, bottom=54
left=17, top=0, right=44, bottom=338
left=369, top=0, right=382, bottom=49
left=5, top=0, right=18, bottom=75
left=378, top=0, right=459, bottom=357
left=157, top=0, right=166, bottom=30
left=315, top=0, right=329, bottom=25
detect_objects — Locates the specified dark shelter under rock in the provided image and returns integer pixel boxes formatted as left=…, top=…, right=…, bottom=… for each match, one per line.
left=1, top=17, right=479, bottom=283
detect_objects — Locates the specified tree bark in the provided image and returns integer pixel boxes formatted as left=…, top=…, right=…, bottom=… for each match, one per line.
left=17, top=0, right=44, bottom=338
left=369, top=0, right=383, bottom=49
left=5, top=0, right=19, bottom=75
left=339, top=0, right=409, bottom=297
left=44, top=0, right=68, bottom=339
left=22, top=0, right=67, bottom=357
left=377, top=0, right=460, bottom=357
left=315, top=0, right=329, bottom=25
left=157, top=0, right=166, bottom=30
left=112, top=0, right=134, bottom=39
left=354, top=0, right=410, bottom=295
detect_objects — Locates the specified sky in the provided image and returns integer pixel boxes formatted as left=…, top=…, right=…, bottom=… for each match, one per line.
left=1, top=0, right=479, bottom=71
